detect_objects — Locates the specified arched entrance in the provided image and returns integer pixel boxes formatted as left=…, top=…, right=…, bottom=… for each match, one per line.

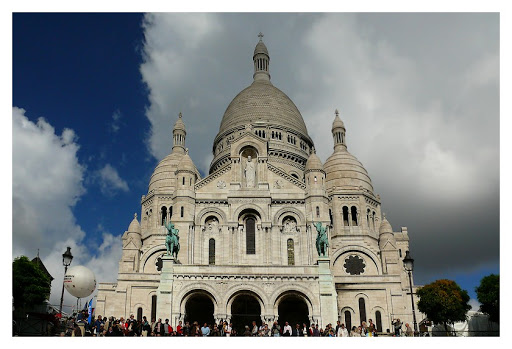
left=277, top=293, right=310, bottom=329
left=184, top=293, right=215, bottom=326
left=231, top=294, right=261, bottom=336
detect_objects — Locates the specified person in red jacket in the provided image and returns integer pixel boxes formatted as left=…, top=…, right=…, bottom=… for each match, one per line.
left=176, top=321, right=183, bottom=336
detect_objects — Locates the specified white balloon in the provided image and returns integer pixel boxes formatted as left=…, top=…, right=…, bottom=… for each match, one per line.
left=64, top=265, right=96, bottom=298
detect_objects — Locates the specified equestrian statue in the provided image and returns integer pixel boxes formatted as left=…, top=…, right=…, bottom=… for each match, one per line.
left=164, top=219, right=180, bottom=259
left=313, top=222, right=329, bottom=257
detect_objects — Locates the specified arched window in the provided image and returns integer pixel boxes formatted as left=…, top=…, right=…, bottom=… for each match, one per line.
left=367, top=209, right=371, bottom=229
left=372, top=211, right=376, bottom=231
left=137, top=307, right=143, bottom=321
left=351, top=206, right=358, bottom=226
left=343, top=206, right=349, bottom=226
left=190, top=178, right=192, bottom=186
left=287, top=239, right=295, bottom=265
left=151, top=295, right=157, bottom=321
left=181, top=206, right=184, bottom=218
left=344, top=311, right=352, bottom=332
left=314, top=176, right=317, bottom=182
left=291, top=173, right=299, bottom=179
left=316, top=206, right=320, bottom=218
left=375, top=311, right=382, bottom=332
left=246, top=217, right=256, bottom=254
left=169, top=206, right=173, bottom=218
left=399, top=249, right=402, bottom=258
left=161, top=207, right=167, bottom=226
left=209, top=238, right=215, bottom=265
left=182, top=176, right=185, bottom=185
left=329, top=209, right=333, bottom=226
left=359, top=298, right=367, bottom=323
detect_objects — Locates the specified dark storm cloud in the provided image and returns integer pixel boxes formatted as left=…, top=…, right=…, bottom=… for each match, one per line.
left=140, top=13, right=499, bottom=284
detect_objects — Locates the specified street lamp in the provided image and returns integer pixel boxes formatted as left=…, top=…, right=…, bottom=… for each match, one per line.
left=403, top=250, right=418, bottom=336
left=59, top=247, right=73, bottom=315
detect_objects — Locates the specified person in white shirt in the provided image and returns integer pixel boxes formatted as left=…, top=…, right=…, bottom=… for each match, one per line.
left=283, top=321, right=292, bottom=336
left=337, top=323, right=349, bottom=337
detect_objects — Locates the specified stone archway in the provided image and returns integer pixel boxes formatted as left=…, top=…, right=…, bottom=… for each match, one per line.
left=184, top=293, right=215, bottom=327
left=277, top=293, right=310, bottom=330
left=230, top=293, right=262, bottom=336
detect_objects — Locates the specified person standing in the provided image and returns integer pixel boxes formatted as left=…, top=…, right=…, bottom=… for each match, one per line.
left=405, top=323, right=413, bottom=337
left=201, top=322, right=211, bottom=336
left=271, top=321, right=280, bottom=337
left=337, top=323, right=349, bottom=337
left=141, top=316, right=151, bottom=336
left=251, top=321, right=258, bottom=336
left=283, top=321, right=292, bottom=336
left=392, top=318, right=402, bottom=336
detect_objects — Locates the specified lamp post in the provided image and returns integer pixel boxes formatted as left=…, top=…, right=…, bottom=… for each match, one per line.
left=403, top=250, right=417, bottom=336
left=59, top=247, right=73, bottom=315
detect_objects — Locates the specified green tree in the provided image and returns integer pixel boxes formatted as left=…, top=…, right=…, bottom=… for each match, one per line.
left=12, top=256, right=51, bottom=310
left=416, top=279, right=471, bottom=335
left=475, top=274, right=499, bottom=323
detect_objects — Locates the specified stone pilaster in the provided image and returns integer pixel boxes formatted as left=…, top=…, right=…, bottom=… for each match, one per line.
left=156, top=256, right=176, bottom=322
left=317, top=256, right=338, bottom=327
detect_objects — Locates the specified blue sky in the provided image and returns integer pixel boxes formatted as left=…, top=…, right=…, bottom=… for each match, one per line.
left=12, top=12, right=499, bottom=312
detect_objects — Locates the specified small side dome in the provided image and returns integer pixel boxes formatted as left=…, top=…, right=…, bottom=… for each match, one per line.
left=128, top=213, right=141, bottom=234
left=177, top=150, right=198, bottom=173
left=305, top=151, right=324, bottom=172
left=324, top=149, right=374, bottom=193
left=148, top=152, right=183, bottom=193
left=379, top=215, right=393, bottom=235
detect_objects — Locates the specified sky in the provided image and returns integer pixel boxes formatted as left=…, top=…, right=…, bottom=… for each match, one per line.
left=11, top=12, right=500, bottom=315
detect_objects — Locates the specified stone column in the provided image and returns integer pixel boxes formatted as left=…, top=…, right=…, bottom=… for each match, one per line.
left=156, top=256, right=176, bottom=323
left=317, top=256, right=338, bottom=328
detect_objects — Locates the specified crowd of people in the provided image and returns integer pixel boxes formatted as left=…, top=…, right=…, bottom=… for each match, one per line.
left=62, top=310, right=414, bottom=337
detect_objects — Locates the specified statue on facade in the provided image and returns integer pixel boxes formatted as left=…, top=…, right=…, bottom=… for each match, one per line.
left=245, top=155, right=256, bottom=187
left=313, top=222, right=329, bottom=257
left=164, top=219, right=180, bottom=259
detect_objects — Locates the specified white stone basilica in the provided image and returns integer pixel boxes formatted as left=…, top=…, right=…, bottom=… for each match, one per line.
left=96, top=35, right=418, bottom=333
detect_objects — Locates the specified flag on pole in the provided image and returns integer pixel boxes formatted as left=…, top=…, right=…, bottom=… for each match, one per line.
left=87, top=299, right=93, bottom=323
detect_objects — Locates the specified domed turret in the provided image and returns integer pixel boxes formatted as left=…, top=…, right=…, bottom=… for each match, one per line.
left=324, top=110, right=374, bottom=194
left=128, top=213, right=141, bottom=234
left=148, top=113, right=187, bottom=193
left=177, top=149, right=199, bottom=175
left=124, top=213, right=142, bottom=249
left=379, top=214, right=396, bottom=250
left=305, top=150, right=324, bottom=172
left=253, top=32, right=270, bottom=82
left=172, top=112, right=186, bottom=154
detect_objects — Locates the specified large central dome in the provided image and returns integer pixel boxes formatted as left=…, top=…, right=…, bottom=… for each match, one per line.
left=210, top=35, right=314, bottom=175
left=217, top=79, right=309, bottom=137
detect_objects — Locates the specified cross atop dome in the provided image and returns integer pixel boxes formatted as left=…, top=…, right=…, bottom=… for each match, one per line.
left=179, top=112, right=182, bottom=118
left=335, top=109, right=339, bottom=117
left=258, top=32, right=264, bottom=41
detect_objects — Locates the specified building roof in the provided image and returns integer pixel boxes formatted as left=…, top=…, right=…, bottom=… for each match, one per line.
left=31, top=256, right=54, bottom=281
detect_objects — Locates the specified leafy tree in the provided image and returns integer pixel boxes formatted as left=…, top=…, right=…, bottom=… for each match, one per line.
left=12, top=256, right=51, bottom=310
left=416, top=279, right=471, bottom=335
left=475, top=274, right=499, bottom=323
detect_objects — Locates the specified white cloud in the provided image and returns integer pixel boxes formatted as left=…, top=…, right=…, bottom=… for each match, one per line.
left=12, top=107, right=123, bottom=313
left=97, top=163, right=129, bottom=195
left=12, top=107, right=86, bottom=258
